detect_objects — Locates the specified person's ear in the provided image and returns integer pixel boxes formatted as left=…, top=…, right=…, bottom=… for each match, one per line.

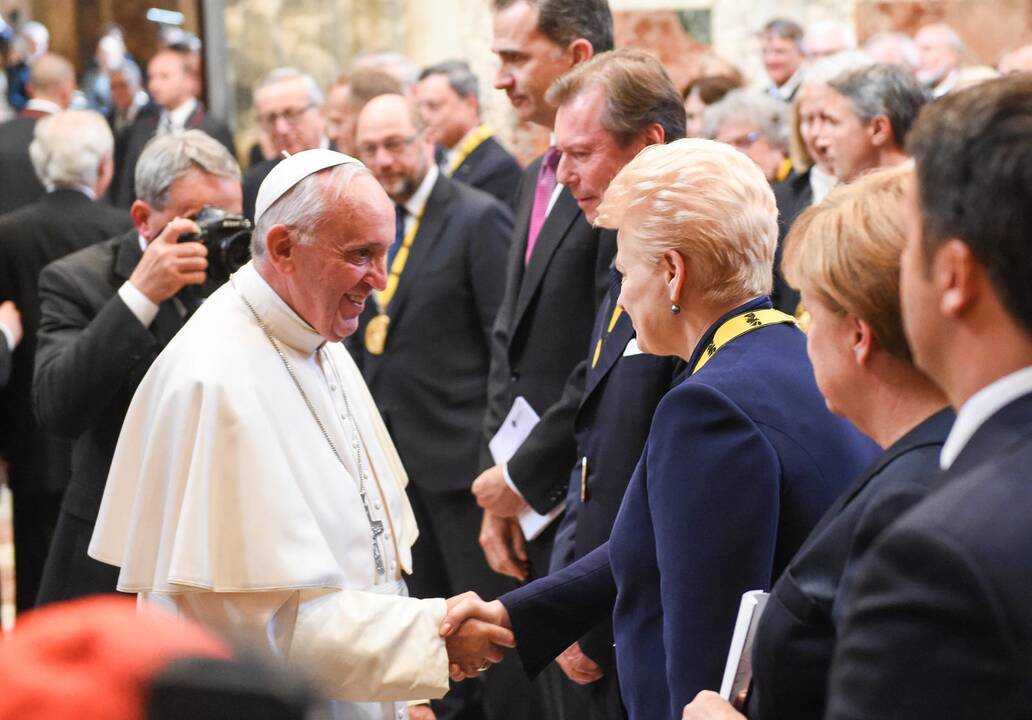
left=661, top=249, right=687, bottom=306
left=852, top=314, right=877, bottom=366
left=568, top=38, right=594, bottom=66
left=869, top=115, right=893, bottom=148
left=130, top=200, right=153, bottom=239
left=936, top=238, right=980, bottom=319
left=263, top=225, right=298, bottom=274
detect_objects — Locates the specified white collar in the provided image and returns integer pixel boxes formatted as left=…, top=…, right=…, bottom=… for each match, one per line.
left=232, top=260, right=325, bottom=355
left=25, top=98, right=61, bottom=115
left=401, top=163, right=439, bottom=218
left=808, top=165, right=836, bottom=204
left=940, top=365, right=1032, bottom=468
left=164, top=97, right=198, bottom=130
left=769, top=67, right=804, bottom=101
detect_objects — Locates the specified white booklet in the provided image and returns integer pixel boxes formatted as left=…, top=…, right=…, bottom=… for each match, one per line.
left=488, top=396, right=566, bottom=541
left=719, top=590, right=770, bottom=702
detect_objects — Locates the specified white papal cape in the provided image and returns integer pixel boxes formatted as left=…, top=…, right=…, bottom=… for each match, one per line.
left=90, top=261, right=449, bottom=720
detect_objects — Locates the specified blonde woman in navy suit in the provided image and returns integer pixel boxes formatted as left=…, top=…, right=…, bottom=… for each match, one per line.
left=441, top=139, right=876, bottom=720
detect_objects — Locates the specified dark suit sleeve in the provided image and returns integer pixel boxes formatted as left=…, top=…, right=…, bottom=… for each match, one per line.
left=507, top=357, right=586, bottom=513
left=33, top=261, right=159, bottom=437
left=826, top=523, right=1014, bottom=720
left=468, top=197, right=514, bottom=344
left=647, top=383, right=782, bottom=716
left=480, top=171, right=533, bottom=468
left=0, top=332, right=11, bottom=388
left=500, top=542, right=617, bottom=676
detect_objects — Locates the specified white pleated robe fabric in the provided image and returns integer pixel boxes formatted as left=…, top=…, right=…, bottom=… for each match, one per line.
left=89, top=261, right=449, bottom=720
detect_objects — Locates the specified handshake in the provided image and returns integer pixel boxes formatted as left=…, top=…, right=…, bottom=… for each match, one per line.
left=439, top=592, right=513, bottom=680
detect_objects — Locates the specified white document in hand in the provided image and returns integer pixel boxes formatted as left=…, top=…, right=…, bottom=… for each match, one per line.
left=488, top=396, right=566, bottom=541
left=719, top=590, right=770, bottom=702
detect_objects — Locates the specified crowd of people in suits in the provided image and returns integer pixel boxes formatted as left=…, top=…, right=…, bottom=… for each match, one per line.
left=0, top=2, right=1031, bottom=719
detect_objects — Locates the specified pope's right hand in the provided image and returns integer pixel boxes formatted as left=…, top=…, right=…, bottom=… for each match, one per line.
left=129, top=216, right=207, bottom=304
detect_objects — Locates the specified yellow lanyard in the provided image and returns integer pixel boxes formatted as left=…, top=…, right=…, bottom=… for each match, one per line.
left=591, top=306, right=624, bottom=368
left=445, top=124, right=495, bottom=177
left=692, top=308, right=797, bottom=375
left=375, top=213, right=422, bottom=311
left=775, top=158, right=793, bottom=183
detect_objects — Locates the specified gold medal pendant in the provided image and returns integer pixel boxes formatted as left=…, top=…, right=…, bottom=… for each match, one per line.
left=365, top=313, right=390, bottom=355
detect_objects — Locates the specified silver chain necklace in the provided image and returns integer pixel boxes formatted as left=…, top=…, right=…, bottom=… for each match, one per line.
left=232, top=279, right=386, bottom=576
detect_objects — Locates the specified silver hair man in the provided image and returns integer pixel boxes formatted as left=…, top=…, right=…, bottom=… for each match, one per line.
left=134, top=129, right=240, bottom=209
left=29, top=110, right=114, bottom=191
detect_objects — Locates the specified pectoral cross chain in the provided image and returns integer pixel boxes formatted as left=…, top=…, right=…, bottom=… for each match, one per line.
left=360, top=489, right=387, bottom=576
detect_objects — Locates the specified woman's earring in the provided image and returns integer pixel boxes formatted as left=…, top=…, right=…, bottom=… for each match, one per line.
left=671, top=303, right=681, bottom=315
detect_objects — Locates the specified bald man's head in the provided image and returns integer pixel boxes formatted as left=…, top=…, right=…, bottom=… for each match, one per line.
left=354, top=93, right=433, bottom=204
left=28, top=53, right=76, bottom=108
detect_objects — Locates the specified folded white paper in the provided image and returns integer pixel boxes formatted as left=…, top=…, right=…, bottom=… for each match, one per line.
left=719, top=589, right=770, bottom=702
left=488, top=397, right=566, bottom=541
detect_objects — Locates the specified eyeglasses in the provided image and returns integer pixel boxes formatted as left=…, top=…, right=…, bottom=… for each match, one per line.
left=356, top=133, right=420, bottom=160
left=256, top=104, right=315, bottom=130
left=726, top=130, right=764, bottom=149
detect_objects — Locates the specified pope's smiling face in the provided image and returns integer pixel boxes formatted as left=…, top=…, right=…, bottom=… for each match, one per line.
left=288, top=172, right=394, bottom=342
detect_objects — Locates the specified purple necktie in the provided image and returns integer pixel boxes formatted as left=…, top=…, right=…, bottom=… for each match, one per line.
left=525, top=147, right=561, bottom=265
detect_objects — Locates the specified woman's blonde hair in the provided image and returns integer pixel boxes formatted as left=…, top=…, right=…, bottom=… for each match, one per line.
left=783, top=164, right=912, bottom=360
left=595, top=138, right=777, bottom=307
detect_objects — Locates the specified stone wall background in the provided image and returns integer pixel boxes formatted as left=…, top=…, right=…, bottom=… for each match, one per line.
left=8, top=0, right=1032, bottom=165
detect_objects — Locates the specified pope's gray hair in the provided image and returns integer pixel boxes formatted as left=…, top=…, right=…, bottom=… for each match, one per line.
left=134, top=130, right=240, bottom=209
left=251, top=162, right=367, bottom=262
left=30, top=110, right=113, bottom=188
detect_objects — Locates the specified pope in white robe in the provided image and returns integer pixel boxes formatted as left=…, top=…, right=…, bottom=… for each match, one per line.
left=88, top=151, right=495, bottom=720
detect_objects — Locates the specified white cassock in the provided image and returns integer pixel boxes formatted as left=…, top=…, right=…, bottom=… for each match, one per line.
left=89, top=260, right=449, bottom=720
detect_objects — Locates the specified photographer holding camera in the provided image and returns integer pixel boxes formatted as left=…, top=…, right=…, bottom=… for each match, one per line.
left=34, top=129, right=243, bottom=605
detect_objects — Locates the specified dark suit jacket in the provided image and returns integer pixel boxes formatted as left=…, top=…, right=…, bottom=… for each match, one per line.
left=450, top=135, right=522, bottom=209
left=481, top=155, right=614, bottom=514
left=500, top=297, right=878, bottom=720
left=0, top=114, right=46, bottom=215
left=0, top=190, right=132, bottom=496
left=241, top=157, right=279, bottom=222
left=546, top=275, right=685, bottom=674
left=771, top=168, right=813, bottom=315
left=350, top=173, right=512, bottom=492
left=34, top=230, right=187, bottom=531
left=0, top=333, right=10, bottom=388
left=746, top=407, right=954, bottom=720
left=827, top=391, right=1032, bottom=720
left=111, top=102, right=235, bottom=208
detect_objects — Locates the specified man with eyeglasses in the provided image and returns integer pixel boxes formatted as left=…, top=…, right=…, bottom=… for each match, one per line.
left=242, top=67, right=330, bottom=221
left=351, top=92, right=513, bottom=720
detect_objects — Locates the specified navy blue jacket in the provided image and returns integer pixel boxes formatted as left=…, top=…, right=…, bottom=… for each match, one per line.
left=747, top=407, right=953, bottom=719
left=501, top=297, right=877, bottom=720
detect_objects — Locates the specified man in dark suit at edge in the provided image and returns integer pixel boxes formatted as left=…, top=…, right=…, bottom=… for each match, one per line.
left=112, top=47, right=234, bottom=208
left=826, top=76, right=1032, bottom=719
left=415, top=59, right=523, bottom=208
left=34, top=130, right=242, bottom=605
left=0, top=53, right=74, bottom=215
left=0, top=110, right=132, bottom=611
left=351, top=91, right=513, bottom=720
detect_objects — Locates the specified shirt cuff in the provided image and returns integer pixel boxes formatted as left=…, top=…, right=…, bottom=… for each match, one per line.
left=0, top=321, right=16, bottom=351
left=502, top=463, right=526, bottom=500
left=118, top=281, right=160, bottom=327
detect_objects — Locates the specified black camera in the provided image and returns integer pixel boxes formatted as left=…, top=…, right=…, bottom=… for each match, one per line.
left=179, top=206, right=253, bottom=285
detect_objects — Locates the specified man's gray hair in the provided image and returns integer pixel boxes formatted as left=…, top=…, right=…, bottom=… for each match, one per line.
left=255, top=67, right=324, bottom=106
left=29, top=110, right=113, bottom=188
left=702, top=88, right=790, bottom=150
left=134, top=130, right=241, bottom=209
left=109, top=58, right=142, bottom=88
left=251, top=162, right=368, bottom=261
left=418, top=60, right=479, bottom=104
left=828, top=62, right=929, bottom=150
left=801, top=50, right=876, bottom=89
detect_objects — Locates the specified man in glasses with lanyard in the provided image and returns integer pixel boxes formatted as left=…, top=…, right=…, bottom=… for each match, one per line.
left=90, top=149, right=517, bottom=719
left=351, top=92, right=513, bottom=720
